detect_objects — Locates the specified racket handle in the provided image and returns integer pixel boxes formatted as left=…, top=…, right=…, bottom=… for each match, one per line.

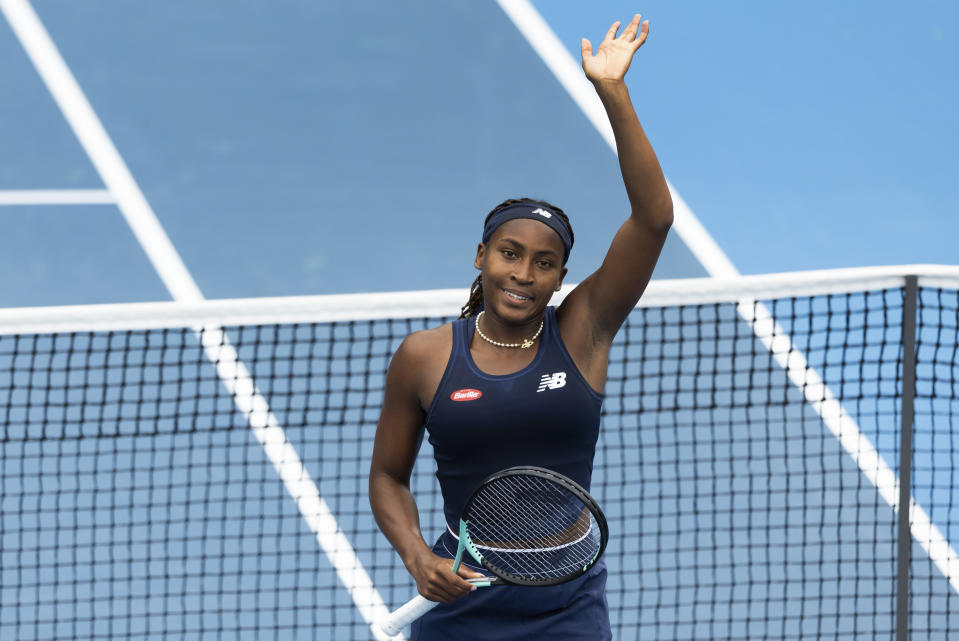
left=378, top=595, right=438, bottom=636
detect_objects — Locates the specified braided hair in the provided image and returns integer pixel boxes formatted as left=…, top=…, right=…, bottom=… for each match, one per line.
left=459, top=198, right=573, bottom=319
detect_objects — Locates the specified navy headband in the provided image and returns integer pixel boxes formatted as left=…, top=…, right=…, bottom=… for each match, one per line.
left=481, top=203, right=573, bottom=264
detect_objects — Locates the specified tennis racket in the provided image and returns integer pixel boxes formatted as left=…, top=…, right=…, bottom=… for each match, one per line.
left=378, top=466, right=608, bottom=636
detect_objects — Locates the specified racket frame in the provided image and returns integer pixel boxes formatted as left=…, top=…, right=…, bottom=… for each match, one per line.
left=378, top=466, right=608, bottom=636
left=458, top=465, right=608, bottom=587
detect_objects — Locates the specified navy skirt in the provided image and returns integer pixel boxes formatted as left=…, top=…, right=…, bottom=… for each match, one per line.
left=410, top=531, right=611, bottom=641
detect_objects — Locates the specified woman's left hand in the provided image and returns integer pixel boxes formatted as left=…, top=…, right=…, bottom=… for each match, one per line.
left=581, top=14, right=649, bottom=85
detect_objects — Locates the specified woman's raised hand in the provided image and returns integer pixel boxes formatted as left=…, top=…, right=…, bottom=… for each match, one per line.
left=581, top=14, right=649, bottom=85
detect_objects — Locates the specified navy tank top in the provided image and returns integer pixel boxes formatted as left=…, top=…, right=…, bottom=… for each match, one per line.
left=424, top=306, right=604, bottom=528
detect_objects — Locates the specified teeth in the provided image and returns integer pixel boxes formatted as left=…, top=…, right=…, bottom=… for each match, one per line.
left=506, top=291, right=530, bottom=301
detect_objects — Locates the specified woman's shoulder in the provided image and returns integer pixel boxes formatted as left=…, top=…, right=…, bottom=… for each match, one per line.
left=391, top=321, right=455, bottom=370
left=389, top=322, right=457, bottom=410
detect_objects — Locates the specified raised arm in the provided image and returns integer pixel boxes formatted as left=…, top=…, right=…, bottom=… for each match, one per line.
left=559, top=15, right=673, bottom=350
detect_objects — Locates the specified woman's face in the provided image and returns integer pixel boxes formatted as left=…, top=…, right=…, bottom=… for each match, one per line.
left=474, top=218, right=568, bottom=323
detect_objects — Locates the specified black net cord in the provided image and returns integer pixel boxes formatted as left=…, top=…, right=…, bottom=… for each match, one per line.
left=896, top=275, right=917, bottom=641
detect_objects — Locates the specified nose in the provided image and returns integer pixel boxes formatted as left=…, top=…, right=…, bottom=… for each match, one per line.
left=511, top=259, right=534, bottom=284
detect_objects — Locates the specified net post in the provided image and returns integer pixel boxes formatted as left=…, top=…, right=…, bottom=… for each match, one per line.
left=896, top=275, right=918, bottom=641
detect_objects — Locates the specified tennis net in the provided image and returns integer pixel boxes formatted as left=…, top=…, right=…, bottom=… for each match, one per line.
left=1, top=266, right=957, bottom=640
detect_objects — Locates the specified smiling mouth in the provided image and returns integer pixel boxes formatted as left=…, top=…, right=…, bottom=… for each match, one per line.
left=503, top=289, right=532, bottom=302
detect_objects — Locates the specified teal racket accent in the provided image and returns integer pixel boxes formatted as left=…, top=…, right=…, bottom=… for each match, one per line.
left=459, top=519, right=486, bottom=566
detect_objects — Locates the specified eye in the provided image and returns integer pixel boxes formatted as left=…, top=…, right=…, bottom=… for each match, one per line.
left=536, top=259, right=553, bottom=269
left=501, top=249, right=518, bottom=259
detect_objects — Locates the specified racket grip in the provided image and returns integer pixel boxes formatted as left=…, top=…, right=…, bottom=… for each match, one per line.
left=379, top=594, right=439, bottom=636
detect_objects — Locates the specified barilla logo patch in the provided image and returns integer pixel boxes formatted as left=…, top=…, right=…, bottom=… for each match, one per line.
left=532, top=208, right=552, bottom=219
left=451, top=389, right=483, bottom=402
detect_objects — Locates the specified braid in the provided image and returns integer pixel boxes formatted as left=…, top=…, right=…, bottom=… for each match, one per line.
left=458, top=198, right=573, bottom=319
left=459, top=274, right=484, bottom=319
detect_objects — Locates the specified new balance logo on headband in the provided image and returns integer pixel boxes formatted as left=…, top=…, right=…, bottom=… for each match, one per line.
left=537, top=372, right=566, bottom=392
left=532, top=208, right=552, bottom=219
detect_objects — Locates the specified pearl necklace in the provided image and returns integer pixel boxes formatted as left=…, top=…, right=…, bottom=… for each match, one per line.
left=475, top=311, right=543, bottom=349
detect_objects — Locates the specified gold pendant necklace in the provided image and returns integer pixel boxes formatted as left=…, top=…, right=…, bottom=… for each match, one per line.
left=474, top=311, right=543, bottom=349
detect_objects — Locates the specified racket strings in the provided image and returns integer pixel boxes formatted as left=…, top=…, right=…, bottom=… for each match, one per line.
left=476, top=482, right=592, bottom=550
left=472, top=481, right=598, bottom=578
left=469, top=508, right=587, bottom=578
left=465, top=475, right=601, bottom=581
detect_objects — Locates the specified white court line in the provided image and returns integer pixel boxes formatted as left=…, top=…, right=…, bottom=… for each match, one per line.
left=741, top=300, right=959, bottom=595
left=495, top=0, right=958, bottom=594
left=0, top=0, right=199, bottom=302
left=0, top=1, right=398, bottom=637
left=0, top=189, right=114, bottom=205
left=200, top=327, right=397, bottom=639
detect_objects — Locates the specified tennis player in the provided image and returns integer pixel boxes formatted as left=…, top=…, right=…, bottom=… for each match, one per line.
left=369, top=14, right=671, bottom=639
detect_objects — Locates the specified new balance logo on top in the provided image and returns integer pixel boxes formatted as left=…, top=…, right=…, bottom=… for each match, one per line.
left=532, top=208, right=552, bottom=219
left=536, top=372, right=567, bottom=392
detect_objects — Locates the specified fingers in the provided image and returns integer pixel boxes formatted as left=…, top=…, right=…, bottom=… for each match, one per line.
left=604, top=20, right=620, bottom=42
left=419, top=574, right=474, bottom=602
left=621, top=14, right=642, bottom=41
left=414, top=557, right=480, bottom=603
left=580, top=38, right=593, bottom=63
left=456, top=564, right=487, bottom=580
left=604, top=14, right=649, bottom=48
left=634, top=20, right=650, bottom=49
left=426, top=578, right=474, bottom=602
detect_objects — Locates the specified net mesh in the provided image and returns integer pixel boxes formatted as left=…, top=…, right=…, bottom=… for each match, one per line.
left=1, top=276, right=957, bottom=640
